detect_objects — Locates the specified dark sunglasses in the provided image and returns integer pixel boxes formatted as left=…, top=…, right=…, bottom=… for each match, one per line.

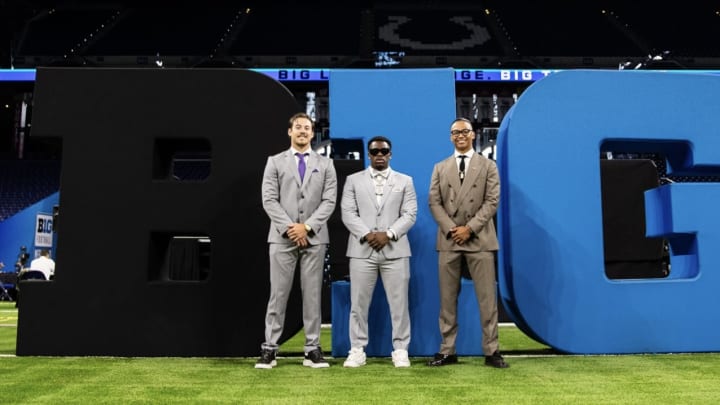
left=369, top=148, right=390, bottom=156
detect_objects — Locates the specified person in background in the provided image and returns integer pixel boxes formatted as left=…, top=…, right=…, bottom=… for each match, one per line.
left=256, top=112, right=338, bottom=369
left=30, top=249, right=55, bottom=280
left=426, top=118, right=509, bottom=369
left=340, top=136, right=417, bottom=368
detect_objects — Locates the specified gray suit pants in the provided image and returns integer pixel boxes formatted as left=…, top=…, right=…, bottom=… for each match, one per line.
left=262, top=242, right=326, bottom=353
left=348, top=254, right=411, bottom=352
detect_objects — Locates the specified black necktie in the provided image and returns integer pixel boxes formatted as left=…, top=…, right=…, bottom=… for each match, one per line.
left=458, top=155, right=467, bottom=183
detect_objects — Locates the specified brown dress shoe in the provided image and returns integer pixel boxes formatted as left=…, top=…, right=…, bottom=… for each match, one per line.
left=484, top=351, right=509, bottom=368
left=426, top=353, right=458, bottom=366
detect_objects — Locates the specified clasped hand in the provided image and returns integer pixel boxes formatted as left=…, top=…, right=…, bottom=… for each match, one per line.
left=365, top=232, right=390, bottom=251
left=450, top=225, right=472, bottom=245
left=287, top=223, right=309, bottom=247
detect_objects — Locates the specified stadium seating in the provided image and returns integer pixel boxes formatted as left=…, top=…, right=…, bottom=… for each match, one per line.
left=0, top=160, right=60, bottom=221
left=7, top=2, right=720, bottom=69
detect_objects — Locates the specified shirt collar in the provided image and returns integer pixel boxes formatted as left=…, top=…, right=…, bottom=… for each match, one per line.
left=454, top=149, right=475, bottom=158
left=370, top=167, right=391, bottom=178
left=291, top=147, right=310, bottom=156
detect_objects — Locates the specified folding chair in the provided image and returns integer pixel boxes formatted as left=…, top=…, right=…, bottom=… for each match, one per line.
left=0, top=271, right=16, bottom=301
left=0, top=282, right=12, bottom=301
left=18, top=270, right=47, bottom=281
left=15, top=270, right=47, bottom=307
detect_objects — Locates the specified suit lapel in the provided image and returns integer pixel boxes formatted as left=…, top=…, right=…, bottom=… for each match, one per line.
left=379, top=171, right=395, bottom=210
left=285, top=150, right=303, bottom=187
left=458, top=153, right=481, bottom=199
left=445, top=156, right=462, bottom=192
left=301, top=151, right=314, bottom=190
left=363, top=168, right=379, bottom=208
left=299, top=150, right=319, bottom=190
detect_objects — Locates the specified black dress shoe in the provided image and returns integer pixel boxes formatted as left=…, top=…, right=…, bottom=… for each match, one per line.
left=484, top=351, right=509, bottom=368
left=426, top=353, right=458, bottom=366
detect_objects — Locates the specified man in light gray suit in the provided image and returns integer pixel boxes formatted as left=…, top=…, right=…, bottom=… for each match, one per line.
left=256, top=112, right=337, bottom=369
left=340, top=136, right=417, bottom=368
left=426, top=118, right=509, bottom=369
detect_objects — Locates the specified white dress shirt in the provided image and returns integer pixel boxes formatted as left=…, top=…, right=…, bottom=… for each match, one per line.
left=454, top=149, right=475, bottom=181
left=29, top=255, right=55, bottom=280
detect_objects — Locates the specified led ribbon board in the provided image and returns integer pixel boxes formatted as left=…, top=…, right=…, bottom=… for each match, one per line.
left=0, top=68, right=557, bottom=82
left=496, top=70, right=720, bottom=354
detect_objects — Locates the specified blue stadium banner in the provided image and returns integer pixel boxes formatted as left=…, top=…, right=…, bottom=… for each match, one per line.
left=0, top=69, right=36, bottom=81
left=34, top=212, right=54, bottom=248
left=329, top=68, right=460, bottom=356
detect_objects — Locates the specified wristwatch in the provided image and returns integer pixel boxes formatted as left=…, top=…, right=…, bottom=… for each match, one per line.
left=304, top=224, right=312, bottom=232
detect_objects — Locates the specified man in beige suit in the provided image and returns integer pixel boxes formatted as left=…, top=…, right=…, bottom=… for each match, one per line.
left=256, top=112, right=337, bottom=369
left=426, top=118, right=508, bottom=368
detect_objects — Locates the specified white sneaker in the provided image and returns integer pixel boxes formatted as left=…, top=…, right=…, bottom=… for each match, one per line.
left=391, top=349, right=411, bottom=368
left=343, top=347, right=367, bottom=368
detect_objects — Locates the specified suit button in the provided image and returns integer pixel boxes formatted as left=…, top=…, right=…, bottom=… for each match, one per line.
left=299, top=210, right=304, bottom=214
left=300, top=194, right=304, bottom=199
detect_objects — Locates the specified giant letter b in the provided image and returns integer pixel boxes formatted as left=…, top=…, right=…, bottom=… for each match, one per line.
left=17, top=68, right=299, bottom=356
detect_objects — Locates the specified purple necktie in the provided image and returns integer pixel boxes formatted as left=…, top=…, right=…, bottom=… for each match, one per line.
left=296, top=152, right=307, bottom=182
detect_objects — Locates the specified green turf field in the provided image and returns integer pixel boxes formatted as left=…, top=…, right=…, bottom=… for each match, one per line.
left=1, top=301, right=719, bottom=404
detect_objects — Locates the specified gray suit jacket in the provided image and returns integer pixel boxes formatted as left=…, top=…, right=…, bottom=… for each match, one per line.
left=429, top=153, right=499, bottom=252
left=341, top=168, right=417, bottom=259
left=262, top=149, right=337, bottom=244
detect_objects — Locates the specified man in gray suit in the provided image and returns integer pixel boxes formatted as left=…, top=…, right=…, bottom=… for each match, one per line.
left=426, top=118, right=509, bottom=369
left=256, top=112, right=337, bottom=369
left=340, top=136, right=417, bottom=368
